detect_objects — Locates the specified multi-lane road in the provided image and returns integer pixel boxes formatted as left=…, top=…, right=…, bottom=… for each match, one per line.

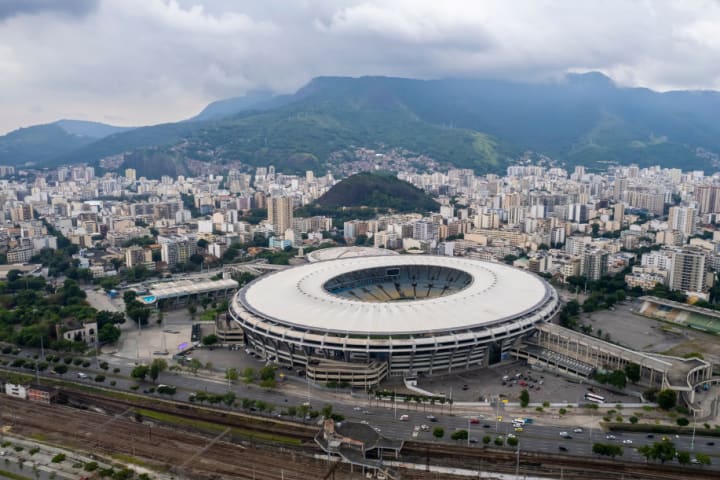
left=2, top=350, right=718, bottom=470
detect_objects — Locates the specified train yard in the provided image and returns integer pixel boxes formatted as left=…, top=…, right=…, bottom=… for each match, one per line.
left=1, top=386, right=718, bottom=480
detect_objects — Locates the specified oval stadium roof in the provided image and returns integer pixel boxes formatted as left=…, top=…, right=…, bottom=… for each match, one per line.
left=240, top=255, right=553, bottom=335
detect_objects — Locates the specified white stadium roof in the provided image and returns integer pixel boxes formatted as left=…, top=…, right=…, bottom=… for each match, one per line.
left=306, top=246, right=399, bottom=263
left=148, top=278, right=239, bottom=300
left=240, top=255, right=552, bottom=335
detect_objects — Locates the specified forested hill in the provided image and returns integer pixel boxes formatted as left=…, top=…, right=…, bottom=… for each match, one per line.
left=3, top=72, right=720, bottom=175
left=315, top=172, right=439, bottom=212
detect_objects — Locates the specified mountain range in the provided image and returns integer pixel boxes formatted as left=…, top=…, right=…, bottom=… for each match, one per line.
left=2, top=73, right=720, bottom=177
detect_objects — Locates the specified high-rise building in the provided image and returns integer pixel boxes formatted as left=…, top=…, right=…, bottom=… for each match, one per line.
left=613, top=203, right=625, bottom=223
left=125, top=246, right=153, bottom=268
left=267, top=196, right=294, bottom=236
left=413, top=220, right=439, bottom=242
left=581, top=249, right=608, bottom=281
left=669, top=249, right=706, bottom=293
left=695, top=185, right=720, bottom=215
left=614, top=177, right=628, bottom=201
left=125, top=168, right=137, bottom=182
left=667, top=206, right=695, bottom=237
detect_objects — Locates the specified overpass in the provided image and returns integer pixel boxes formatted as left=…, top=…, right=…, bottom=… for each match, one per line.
left=513, top=322, right=712, bottom=410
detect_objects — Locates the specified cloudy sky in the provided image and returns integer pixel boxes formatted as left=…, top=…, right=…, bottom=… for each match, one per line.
left=1, top=0, right=719, bottom=134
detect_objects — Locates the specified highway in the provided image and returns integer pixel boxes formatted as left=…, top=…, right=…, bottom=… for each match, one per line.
left=2, top=350, right=718, bottom=470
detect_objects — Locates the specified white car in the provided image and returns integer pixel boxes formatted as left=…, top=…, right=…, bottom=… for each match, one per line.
left=622, top=439, right=633, bottom=445
left=606, top=434, right=616, bottom=440
left=353, top=406, right=362, bottom=411
left=573, top=428, right=583, bottom=433
left=360, top=420, right=369, bottom=425
left=559, top=431, right=568, bottom=436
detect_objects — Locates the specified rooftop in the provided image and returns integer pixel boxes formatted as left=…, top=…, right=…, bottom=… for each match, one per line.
left=239, top=255, right=555, bottom=335
left=147, top=278, right=239, bottom=301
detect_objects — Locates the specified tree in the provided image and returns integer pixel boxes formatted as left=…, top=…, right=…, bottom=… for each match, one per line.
left=321, top=404, right=333, bottom=419
left=676, top=417, right=689, bottom=426
left=202, top=334, right=219, bottom=346
left=187, top=358, right=202, bottom=375
left=608, top=370, right=627, bottom=389
left=242, top=367, right=256, bottom=383
left=225, top=368, right=239, bottom=384
left=624, top=363, right=641, bottom=383
left=98, top=323, right=121, bottom=344
left=494, top=436, right=504, bottom=446
left=149, top=358, right=167, bottom=383
left=451, top=429, right=468, bottom=441
left=519, top=389, right=530, bottom=408
left=629, top=416, right=638, bottom=424
left=507, top=437, right=519, bottom=447
left=677, top=451, right=691, bottom=465
left=433, top=427, right=445, bottom=439
left=197, top=239, right=209, bottom=249
left=222, top=392, right=236, bottom=408
left=695, top=453, right=711, bottom=465
left=593, top=443, right=623, bottom=458
left=646, top=441, right=676, bottom=464
left=482, top=435, right=491, bottom=444
left=131, top=365, right=149, bottom=381
left=261, top=378, right=278, bottom=389
left=657, top=389, right=677, bottom=410
left=259, top=365, right=276, bottom=382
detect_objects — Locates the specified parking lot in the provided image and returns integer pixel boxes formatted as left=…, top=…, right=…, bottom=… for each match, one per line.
left=110, top=309, right=194, bottom=363
left=383, top=360, right=635, bottom=405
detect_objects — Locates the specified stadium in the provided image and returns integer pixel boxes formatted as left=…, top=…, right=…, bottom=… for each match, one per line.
left=229, top=255, right=560, bottom=386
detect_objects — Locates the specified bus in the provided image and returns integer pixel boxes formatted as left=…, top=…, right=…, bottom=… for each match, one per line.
left=584, top=392, right=605, bottom=404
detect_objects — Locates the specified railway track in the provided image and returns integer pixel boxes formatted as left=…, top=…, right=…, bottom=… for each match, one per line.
left=59, top=386, right=318, bottom=444
left=0, top=396, right=340, bottom=480
left=402, top=441, right=718, bottom=480
left=6, top=385, right=719, bottom=480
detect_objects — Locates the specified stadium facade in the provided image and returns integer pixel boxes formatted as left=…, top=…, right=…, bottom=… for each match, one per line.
left=229, top=255, right=560, bottom=386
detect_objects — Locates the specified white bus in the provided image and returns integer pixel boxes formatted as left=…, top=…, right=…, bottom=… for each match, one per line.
left=584, top=392, right=605, bottom=404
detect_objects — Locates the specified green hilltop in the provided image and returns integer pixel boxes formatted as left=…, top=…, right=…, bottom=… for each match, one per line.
left=315, top=172, right=439, bottom=213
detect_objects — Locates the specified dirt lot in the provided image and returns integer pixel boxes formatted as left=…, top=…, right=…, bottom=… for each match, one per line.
left=585, top=301, right=720, bottom=366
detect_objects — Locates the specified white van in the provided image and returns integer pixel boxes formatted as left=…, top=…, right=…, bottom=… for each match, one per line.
left=399, top=414, right=409, bottom=421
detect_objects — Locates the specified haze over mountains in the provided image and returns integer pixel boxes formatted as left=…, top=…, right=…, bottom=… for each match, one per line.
left=2, top=72, right=720, bottom=177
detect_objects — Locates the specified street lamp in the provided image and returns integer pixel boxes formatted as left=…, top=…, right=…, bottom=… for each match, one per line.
left=467, top=418, right=470, bottom=447
left=691, top=409, right=697, bottom=451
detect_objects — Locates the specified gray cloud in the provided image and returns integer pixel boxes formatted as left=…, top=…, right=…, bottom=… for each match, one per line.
left=1, top=0, right=720, bottom=134
left=0, top=0, right=97, bottom=20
